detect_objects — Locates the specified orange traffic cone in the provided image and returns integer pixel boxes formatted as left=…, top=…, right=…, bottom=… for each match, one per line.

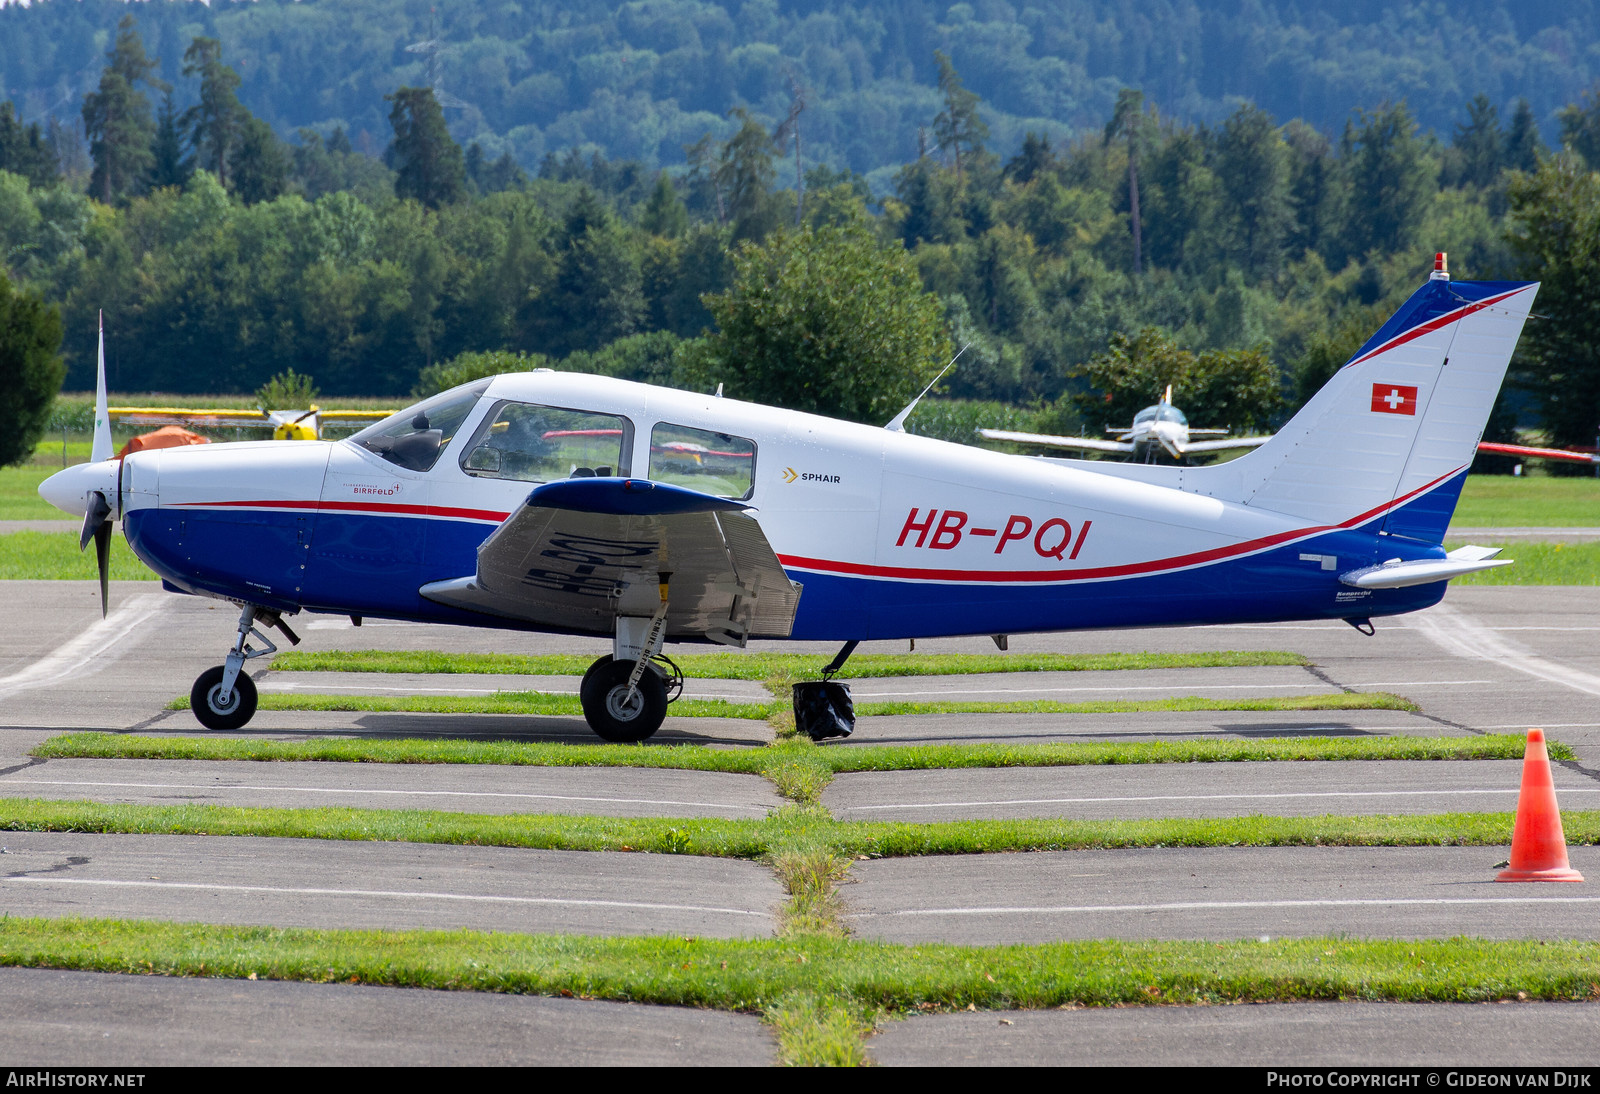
left=1496, top=728, right=1584, bottom=883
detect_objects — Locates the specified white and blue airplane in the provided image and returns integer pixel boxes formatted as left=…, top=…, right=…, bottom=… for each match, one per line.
left=40, top=259, right=1536, bottom=742
left=978, top=384, right=1274, bottom=463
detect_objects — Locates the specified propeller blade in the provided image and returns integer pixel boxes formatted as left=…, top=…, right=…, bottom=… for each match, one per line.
left=91, top=312, right=113, bottom=463
left=93, top=518, right=112, bottom=619
left=78, top=490, right=111, bottom=552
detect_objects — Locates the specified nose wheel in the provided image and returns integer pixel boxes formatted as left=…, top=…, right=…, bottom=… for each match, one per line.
left=189, top=603, right=299, bottom=731
left=191, top=666, right=259, bottom=730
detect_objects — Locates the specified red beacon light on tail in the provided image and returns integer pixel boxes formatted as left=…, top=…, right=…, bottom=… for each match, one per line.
left=1430, top=252, right=1449, bottom=281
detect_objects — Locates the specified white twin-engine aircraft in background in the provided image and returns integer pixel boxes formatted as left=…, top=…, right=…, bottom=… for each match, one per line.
left=40, top=258, right=1537, bottom=742
left=977, top=384, right=1274, bottom=463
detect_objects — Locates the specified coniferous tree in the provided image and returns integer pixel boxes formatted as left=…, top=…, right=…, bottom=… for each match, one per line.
left=640, top=172, right=689, bottom=238
left=1214, top=104, right=1290, bottom=277
left=1452, top=93, right=1504, bottom=188
left=385, top=87, right=466, bottom=208
left=1342, top=103, right=1433, bottom=258
left=148, top=91, right=191, bottom=191
left=1105, top=88, right=1148, bottom=274
left=232, top=115, right=291, bottom=204
left=0, top=102, right=58, bottom=188
left=81, top=14, right=164, bottom=204
left=1506, top=99, right=1546, bottom=173
left=716, top=108, right=781, bottom=242
left=933, top=51, right=987, bottom=183
left=181, top=37, right=245, bottom=190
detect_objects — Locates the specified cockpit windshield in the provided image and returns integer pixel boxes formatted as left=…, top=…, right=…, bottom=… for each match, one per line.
left=1133, top=404, right=1188, bottom=427
left=348, top=381, right=489, bottom=472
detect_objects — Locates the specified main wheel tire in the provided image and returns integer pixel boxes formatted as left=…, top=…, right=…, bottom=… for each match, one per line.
left=190, top=665, right=258, bottom=731
left=579, top=657, right=666, bottom=742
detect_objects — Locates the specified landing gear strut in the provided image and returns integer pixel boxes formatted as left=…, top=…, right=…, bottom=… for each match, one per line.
left=581, top=584, right=677, bottom=742
left=190, top=603, right=299, bottom=731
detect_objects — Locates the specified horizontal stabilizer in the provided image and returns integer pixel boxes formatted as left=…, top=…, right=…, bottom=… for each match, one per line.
left=1175, top=436, right=1272, bottom=455
left=1340, top=545, right=1510, bottom=589
left=977, top=428, right=1135, bottom=454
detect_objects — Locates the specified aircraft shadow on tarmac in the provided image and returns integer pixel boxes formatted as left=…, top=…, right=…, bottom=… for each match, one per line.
left=1217, top=723, right=1376, bottom=737
left=244, top=712, right=776, bottom=747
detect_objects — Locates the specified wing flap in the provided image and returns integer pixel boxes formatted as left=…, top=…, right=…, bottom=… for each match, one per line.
left=420, top=479, right=801, bottom=642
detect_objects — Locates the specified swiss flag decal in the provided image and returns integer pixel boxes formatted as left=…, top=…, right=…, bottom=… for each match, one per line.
left=1371, top=383, right=1419, bottom=415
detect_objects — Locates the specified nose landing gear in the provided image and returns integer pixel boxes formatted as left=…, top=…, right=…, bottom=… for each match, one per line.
left=190, top=603, right=300, bottom=731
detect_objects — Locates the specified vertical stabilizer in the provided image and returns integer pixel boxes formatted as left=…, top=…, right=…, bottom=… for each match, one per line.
left=1221, top=273, right=1537, bottom=539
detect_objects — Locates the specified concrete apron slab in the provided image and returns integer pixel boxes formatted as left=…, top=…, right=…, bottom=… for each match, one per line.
left=0, top=967, right=776, bottom=1067
left=0, top=833, right=782, bottom=939
left=0, top=756, right=783, bottom=819
left=845, top=845, right=1600, bottom=945
left=867, top=1000, right=1600, bottom=1067
left=832, top=708, right=1459, bottom=747
left=823, top=759, right=1600, bottom=822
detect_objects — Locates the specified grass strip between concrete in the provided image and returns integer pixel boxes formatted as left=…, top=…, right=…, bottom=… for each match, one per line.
left=2, top=918, right=1600, bottom=1013
left=35, top=731, right=1553, bottom=775
left=1, top=798, right=1594, bottom=856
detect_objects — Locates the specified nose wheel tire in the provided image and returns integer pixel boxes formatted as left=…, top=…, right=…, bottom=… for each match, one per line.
left=190, top=666, right=259, bottom=731
left=579, top=657, right=667, bottom=742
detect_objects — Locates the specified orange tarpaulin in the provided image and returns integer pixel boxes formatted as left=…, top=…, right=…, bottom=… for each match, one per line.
left=117, top=425, right=210, bottom=459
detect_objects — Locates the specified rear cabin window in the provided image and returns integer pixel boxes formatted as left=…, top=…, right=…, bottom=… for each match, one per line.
left=461, top=401, right=631, bottom=483
left=647, top=423, right=756, bottom=499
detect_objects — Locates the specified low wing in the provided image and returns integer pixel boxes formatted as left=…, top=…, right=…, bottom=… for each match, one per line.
left=110, top=407, right=393, bottom=429
left=1173, top=436, right=1273, bottom=455
left=110, top=407, right=274, bottom=429
left=319, top=410, right=395, bottom=424
left=1477, top=441, right=1599, bottom=465
left=978, top=428, right=1136, bottom=454
left=420, top=478, right=801, bottom=646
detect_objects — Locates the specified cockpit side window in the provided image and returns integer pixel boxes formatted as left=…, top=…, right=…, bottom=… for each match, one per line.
left=461, top=401, right=632, bottom=483
left=647, top=422, right=756, bottom=499
left=349, top=382, right=489, bottom=472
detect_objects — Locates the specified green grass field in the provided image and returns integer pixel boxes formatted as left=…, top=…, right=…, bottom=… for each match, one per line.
left=1447, top=541, right=1600, bottom=585
left=0, top=531, right=156, bottom=580
left=1451, top=475, right=1600, bottom=526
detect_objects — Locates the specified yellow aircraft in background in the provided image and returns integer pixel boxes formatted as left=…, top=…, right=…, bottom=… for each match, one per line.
left=109, top=405, right=393, bottom=441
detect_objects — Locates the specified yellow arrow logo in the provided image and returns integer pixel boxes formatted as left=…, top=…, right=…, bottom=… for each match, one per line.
left=783, top=467, right=798, bottom=483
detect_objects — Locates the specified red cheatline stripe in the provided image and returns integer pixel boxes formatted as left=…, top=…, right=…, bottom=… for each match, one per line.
left=780, top=467, right=1466, bottom=585
left=780, top=522, right=1328, bottom=584
left=170, top=499, right=511, bottom=523
left=1346, top=286, right=1530, bottom=368
left=1335, top=466, right=1464, bottom=529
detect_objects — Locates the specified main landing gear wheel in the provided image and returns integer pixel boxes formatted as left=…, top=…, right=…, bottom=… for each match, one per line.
left=190, top=666, right=258, bottom=731
left=579, top=657, right=667, bottom=742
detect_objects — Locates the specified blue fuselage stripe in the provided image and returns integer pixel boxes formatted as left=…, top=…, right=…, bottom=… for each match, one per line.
left=125, top=505, right=1448, bottom=641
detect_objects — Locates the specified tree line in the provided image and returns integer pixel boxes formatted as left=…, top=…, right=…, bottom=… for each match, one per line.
left=6, top=15, right=1600, bottom=465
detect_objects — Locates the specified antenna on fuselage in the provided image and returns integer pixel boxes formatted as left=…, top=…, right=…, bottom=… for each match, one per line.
left=884, top=342, right=969, bottom=433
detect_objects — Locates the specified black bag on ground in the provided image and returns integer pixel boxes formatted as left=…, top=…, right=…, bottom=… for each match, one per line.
left=792, top=680, right=855, bottom=741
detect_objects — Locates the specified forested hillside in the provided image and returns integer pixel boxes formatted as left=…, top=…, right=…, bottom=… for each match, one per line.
left=3, top=1, right=1600, bottom=461
left=3, top=0, right=1600, bottom=185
